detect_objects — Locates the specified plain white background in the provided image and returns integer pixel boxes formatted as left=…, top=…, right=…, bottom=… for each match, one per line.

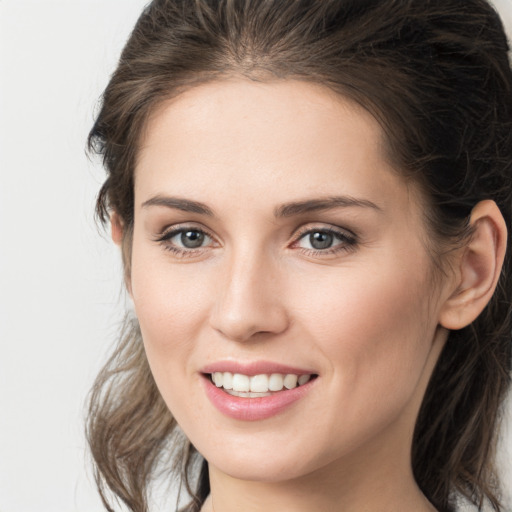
left=0, top=1, right=511, bottom=511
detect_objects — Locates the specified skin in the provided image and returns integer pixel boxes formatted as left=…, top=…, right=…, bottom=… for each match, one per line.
left=119, top=79, right=506, bottom=512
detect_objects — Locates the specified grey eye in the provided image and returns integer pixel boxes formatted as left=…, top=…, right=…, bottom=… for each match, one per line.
left=179, top=230, right=206, bottom=248
left=296, top=228, right=355, bottom=253
left=308, top=232, right=334, bottom=250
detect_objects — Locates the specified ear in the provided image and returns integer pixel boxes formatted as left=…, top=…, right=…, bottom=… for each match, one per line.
left=439, top=200, right=507, bottom=330
left=110, top=212, right=133, bottom=296
left=111, top=212, right=124, bottom=246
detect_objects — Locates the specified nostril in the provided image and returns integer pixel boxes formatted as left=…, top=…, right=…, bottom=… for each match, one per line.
left=209, top=273, right=289, bottom=342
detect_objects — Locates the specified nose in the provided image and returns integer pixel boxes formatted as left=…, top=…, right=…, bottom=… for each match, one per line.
left=209, top=250, right=289, bottom=343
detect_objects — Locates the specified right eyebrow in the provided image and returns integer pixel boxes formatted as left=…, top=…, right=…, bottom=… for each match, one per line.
left=141, top=195, right=214, bottom=216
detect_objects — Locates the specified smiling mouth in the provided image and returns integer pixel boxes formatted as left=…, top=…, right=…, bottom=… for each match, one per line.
left=208, top=372, right=318, bottom=397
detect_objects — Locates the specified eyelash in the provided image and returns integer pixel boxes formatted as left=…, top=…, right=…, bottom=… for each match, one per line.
left=154, top=224, right=217, bottom=258
left=154, top=224, right=358, bottom=258
left=292, top=226, right=358, bottom=256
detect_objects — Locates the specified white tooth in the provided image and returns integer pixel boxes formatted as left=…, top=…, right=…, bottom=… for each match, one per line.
left=250, top=374, right=269, bottom=392
left=225, top=389, right=272, bottom=398
left=232, top=373, right=250, bottom=392
left=269, top=373, right=284, bottom=391
left=298, top=374, right=311, bottom=386
left=223, top=372, right=233, bottom=390
left=213, top=372, right=223, bottom=387
left=284, top=374, right=298, bottom=389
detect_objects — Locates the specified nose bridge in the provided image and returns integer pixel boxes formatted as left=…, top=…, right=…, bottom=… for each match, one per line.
left=210, top=243, right=288, bottom=342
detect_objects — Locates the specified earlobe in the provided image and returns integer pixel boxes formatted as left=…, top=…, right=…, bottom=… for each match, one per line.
left=439, top=200, right=507, bottom=330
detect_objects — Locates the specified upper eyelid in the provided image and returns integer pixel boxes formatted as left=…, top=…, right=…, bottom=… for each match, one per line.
left=153, top=226, right=217, bottom=256
left=156, top=222, right=354, bottom=237
left=155, top=223, right=215, bottom=240
left=292, top=223, right=357, bottom=240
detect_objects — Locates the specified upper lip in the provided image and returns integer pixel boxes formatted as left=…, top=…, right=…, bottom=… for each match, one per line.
left=201, top=360, right=317, bottom=376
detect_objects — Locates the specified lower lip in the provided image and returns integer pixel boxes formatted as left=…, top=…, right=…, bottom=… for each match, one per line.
left=202, top=375, right=316, bottom=421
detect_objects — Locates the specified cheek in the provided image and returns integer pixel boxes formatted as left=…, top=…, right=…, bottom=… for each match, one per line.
left=290, top=257, right=436, bottom=413
left=130, top=253, right=215, bottom=429
left=129, top=240, right=211, bottom=376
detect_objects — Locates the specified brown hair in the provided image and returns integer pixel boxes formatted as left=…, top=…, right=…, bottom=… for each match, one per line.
left=87, top=1, right=512, bottom=511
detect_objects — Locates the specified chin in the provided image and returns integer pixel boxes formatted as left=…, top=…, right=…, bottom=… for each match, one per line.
left=194, top=431, right=339, bottom=484
left=208, top=453, right=313, bottom=483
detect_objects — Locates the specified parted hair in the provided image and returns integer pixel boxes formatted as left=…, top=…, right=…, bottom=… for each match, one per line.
left=87, top=1, right=512, bottom=511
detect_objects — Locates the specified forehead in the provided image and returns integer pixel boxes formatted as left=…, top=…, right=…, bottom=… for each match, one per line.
left=135, top=79, right=416, bottom=218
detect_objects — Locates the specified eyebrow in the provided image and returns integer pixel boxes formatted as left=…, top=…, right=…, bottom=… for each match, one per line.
left=142, top=196, right=214, bottom=215
left=141, top=194, right=381, bottom=217
left=274, top=196, right=382, bottom=217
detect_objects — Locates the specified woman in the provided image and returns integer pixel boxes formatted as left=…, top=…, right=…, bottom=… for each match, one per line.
left=86, top=1, right=512, bottom=511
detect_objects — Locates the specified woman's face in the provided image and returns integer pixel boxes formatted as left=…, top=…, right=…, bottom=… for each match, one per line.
left=130, top=79, right=451, bottom=483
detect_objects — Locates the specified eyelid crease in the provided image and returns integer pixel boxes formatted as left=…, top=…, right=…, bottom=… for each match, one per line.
left=292, top=223, right=358, bottom=240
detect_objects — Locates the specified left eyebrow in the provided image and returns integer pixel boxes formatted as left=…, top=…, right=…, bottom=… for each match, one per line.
left=274, top=196, right=382, bottom=217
